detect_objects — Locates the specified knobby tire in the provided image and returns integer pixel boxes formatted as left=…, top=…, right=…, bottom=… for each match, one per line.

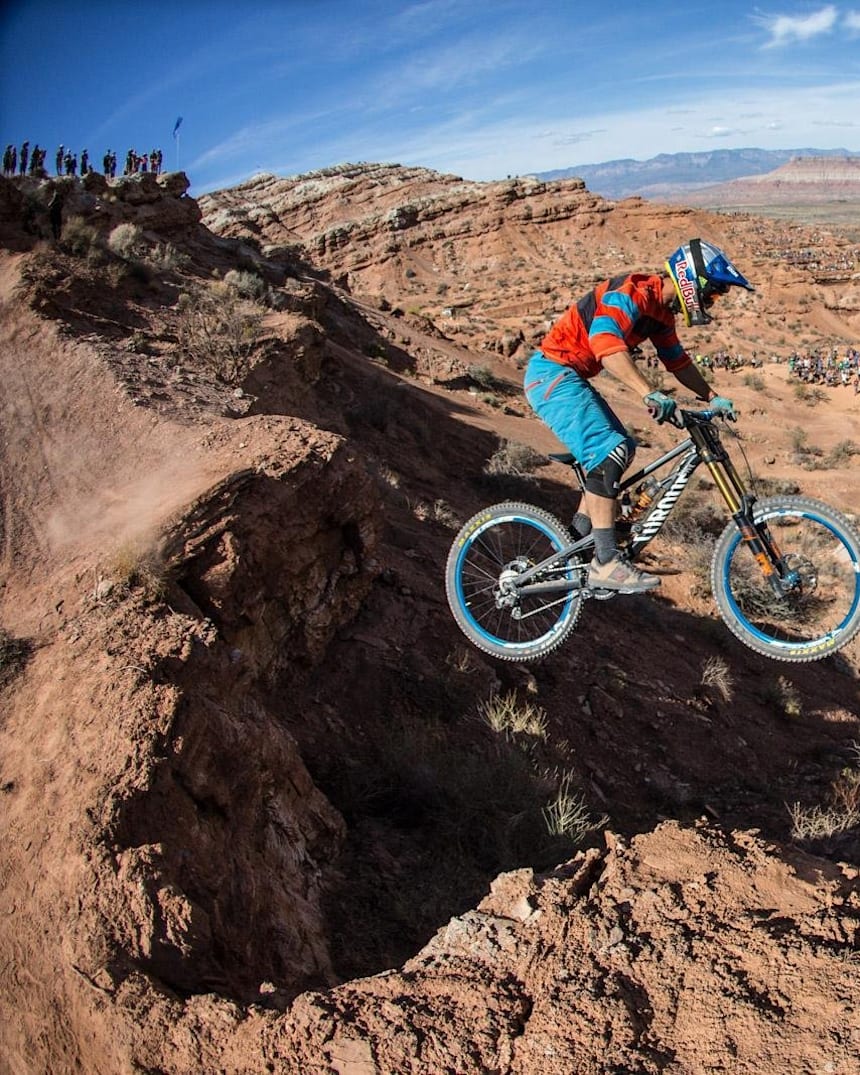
left=445, top=502, right=583, bottom=661
left=711, top=495, right=860, bottom=662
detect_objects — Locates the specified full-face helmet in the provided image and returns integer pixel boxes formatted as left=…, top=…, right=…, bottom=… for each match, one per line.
left=666, top=238, right=754, bottom=326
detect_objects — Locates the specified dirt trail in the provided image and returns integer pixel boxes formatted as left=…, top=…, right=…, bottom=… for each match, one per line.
left=0, top=299, right=220, bottom=633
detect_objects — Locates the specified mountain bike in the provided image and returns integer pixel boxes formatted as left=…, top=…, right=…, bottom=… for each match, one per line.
left=445, top=408, right=860, bottom=663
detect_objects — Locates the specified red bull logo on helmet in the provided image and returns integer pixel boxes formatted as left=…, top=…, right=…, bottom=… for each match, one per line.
left=671, top=251, right=705, bottom=324
left=675, top=255, right=698, bottom=306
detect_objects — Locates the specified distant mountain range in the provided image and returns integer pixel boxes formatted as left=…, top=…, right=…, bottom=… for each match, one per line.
left=533, top=148, right=860, bottom=201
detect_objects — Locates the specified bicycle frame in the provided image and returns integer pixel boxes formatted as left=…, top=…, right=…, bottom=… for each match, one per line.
left=511, top=409, right=785, bottom=600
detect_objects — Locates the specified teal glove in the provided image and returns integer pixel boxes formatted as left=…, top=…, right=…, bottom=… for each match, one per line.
left=644, top=390, right=677, bottom=425
left=709, top=395, right=737, bottom=420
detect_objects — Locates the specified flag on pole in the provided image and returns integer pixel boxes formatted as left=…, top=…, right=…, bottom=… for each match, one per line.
left=172, top=116, right=183, bottom=139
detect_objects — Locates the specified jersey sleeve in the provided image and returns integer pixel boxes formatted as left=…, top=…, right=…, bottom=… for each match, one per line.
left=651, top=323, right=692, bottom=372
left=587, top=287, right=638, bottom=359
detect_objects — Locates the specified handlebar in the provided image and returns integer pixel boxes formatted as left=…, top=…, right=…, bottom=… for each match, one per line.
left=670, top=407, right=736, bottom=429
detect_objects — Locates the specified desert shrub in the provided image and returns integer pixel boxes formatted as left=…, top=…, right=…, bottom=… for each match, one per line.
left=60, top=215, right=100, bottom=257
left=224, top=268, right=269, bottom=303
left=363, top=341, right=388, bottom=362
left=760, top=674, right=802, bottom=718
left=124, top=329, right=150, bottom=354
left=788, top=752, right=860, bottom=842
left=788, top=425, right=809, bottom=453
left=787, top=426, right=824, bottom=464
left=467, top=363, right=506, bottom=391
left=175, top=284, right=265, bottom=384
left=743, top=373, right=765, bottom=391
left=788, top=800, right=859, bottom=841
left=108, top=222, right=144, bottom=259
left=823, top=440, right=860, bottom=467
left=484, top=439, right=543, bottom=478
left=147, top=241, right=189, bottom=272
left=793, top=382, right=827, bottom=406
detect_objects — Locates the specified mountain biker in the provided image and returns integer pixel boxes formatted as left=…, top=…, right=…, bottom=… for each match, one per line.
left=524, top=238, right=754, bottom=593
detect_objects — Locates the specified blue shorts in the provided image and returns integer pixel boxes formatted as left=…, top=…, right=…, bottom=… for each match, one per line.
left=523, top=351, right=635, bottom=472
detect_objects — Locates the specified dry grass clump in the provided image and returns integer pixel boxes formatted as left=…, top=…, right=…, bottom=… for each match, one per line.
left=542, top=770, right=607, bottom=842
left=108, top=541, right=168, bottom=601
left=484, top=439, right=543, bottom=479
left=758, top=674, right=803, bottom=719
left=476, top=692, right=607, bottom=846
left=59, top=215, right=101, bottom=259
left=788, top=746, right=860, bottom=840
left=411, top=497, right=460, bottom=529
left=478, top=690, right=548, bottom=738
left=480, top=438, right=546, bottom=497
left=701, top=655, right=734, bottom=701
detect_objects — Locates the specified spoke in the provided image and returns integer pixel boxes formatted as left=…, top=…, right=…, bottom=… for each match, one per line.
left=727, top=513, right=858, bottom=645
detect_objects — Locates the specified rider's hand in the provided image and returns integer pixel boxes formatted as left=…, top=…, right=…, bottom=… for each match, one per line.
left=644, top=390, right=677, bottom=425
left=709, top=395, right=737, bottom=421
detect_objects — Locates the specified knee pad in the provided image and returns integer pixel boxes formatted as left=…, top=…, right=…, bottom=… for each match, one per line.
left=584, top=442, right=635, bottom=498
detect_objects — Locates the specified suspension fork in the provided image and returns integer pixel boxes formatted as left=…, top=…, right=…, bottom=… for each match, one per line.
left=692, top=424, right=787, bottom=591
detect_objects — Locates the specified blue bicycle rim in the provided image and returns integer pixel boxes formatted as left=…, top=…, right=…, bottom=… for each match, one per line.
left=721, top=508, right=860, bottom=655
left=455, top=511, right=577, bottom=654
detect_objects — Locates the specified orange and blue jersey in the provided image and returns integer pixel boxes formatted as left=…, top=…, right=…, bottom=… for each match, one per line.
left=539, top=273, right=691, bottom=378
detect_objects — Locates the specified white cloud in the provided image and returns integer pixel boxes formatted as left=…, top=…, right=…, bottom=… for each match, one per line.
left=844, top=9, right=860, bottom=30
left=760, top=5, right=838, bottom=47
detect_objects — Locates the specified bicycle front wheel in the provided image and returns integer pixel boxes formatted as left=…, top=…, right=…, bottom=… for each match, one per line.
left=711, top=495, right=860, bottom=662
left=445, top=502, right=583, bottom=661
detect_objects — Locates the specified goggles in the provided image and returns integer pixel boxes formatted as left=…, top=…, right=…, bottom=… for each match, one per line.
left=702, top=281, right=729, bottom=308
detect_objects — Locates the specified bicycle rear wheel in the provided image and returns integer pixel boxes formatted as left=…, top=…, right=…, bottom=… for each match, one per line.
left=711, top=495, right=860, bottom=662
left=445, top=502, right=583, bottom=661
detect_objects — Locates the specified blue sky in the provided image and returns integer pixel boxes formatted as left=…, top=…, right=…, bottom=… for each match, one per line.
left=2, top=1, right=860, bottom=194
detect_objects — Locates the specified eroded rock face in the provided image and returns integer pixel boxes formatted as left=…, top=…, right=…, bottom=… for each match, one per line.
left=32, top=823, right=860, bottom=1074
left=282, top=823, right=860, bottom=1075
left=164, top=419, right=382, bottom=674
left=0, top=169, right=201, bottom=248
left=198, top=163, right=603, bottom=278
left=0, top=338, right=384, bottom=1066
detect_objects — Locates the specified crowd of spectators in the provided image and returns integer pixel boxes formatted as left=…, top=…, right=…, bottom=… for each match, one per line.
left=644, top=345, right=860, bottom=395
left=2, top=140, right=165, bottom=179
left=740, top=220, right=860, bottom=276
left=786, top=347, right=860, bottom=392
